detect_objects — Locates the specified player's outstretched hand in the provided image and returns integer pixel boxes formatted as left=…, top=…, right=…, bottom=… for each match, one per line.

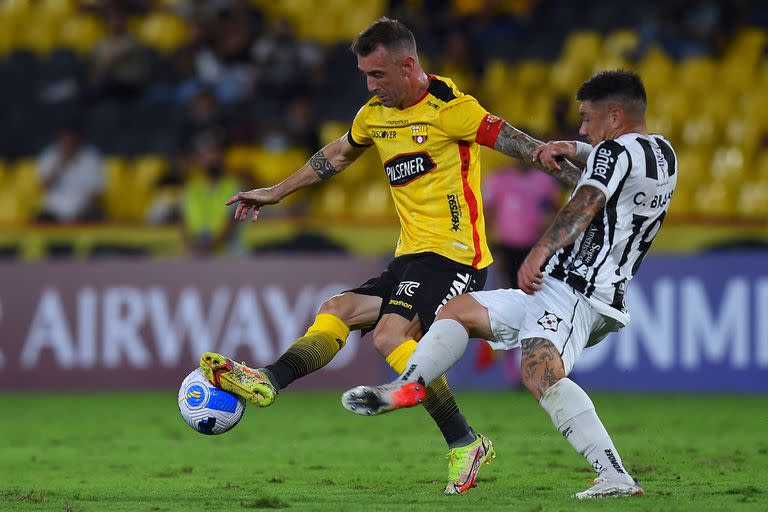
left=225, top=188, right=279, bottom=222
left=518, top=245, right=549, bottom=295
left=533, top=141, right=576, bottom=172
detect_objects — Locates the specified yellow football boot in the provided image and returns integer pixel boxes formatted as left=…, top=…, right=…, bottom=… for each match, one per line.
left=199, top=352, right=277, bottom=407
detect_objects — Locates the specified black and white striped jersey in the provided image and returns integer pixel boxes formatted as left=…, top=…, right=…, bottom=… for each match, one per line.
left=545, top=133, right=677, bottom=325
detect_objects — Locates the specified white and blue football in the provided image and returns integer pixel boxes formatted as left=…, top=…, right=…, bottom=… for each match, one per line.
left=178, top=368, right=246, bottom=435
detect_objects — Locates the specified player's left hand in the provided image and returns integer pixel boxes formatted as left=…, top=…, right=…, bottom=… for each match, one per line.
left=225, top=188, right=279, bottom=222
left=533, top=141, right=576, bottom=171
left=518, top=245, right=549, bottom=295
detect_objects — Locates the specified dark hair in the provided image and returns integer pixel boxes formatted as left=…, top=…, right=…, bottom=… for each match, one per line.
left=350, top=17, right=416, bottom=57
left=576, top=70, right=647, bottom=114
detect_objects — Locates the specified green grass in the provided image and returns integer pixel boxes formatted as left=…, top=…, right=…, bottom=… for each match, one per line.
left=3, top=391, right=767, bottom=511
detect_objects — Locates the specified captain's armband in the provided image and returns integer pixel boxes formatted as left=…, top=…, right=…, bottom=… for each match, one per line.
left=475, top=114, right=505, bottom=148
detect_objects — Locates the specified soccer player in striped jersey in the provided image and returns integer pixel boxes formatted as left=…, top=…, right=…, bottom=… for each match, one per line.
left=200, top=17, right=581, bottom=494
left=343, top=70, right=676, bottom=499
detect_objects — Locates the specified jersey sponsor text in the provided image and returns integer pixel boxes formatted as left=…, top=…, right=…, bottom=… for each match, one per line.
left=384, top=153, right=436, bottom=186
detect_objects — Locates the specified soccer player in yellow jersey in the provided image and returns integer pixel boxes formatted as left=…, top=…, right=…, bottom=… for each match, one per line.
left=200, top=17, right=581, bottom=494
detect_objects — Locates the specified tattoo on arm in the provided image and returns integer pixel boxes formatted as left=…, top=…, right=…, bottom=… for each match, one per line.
left=521, top=337, right=564, bottom=398
left=494, top=123, right=582, bottom=187
left=538, top=185, right=606, bottom=256
left=310, top=149, right=340, bottom=180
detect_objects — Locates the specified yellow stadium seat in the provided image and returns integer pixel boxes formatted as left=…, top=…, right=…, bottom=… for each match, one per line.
left=699, top=90, right=733, bottom=125
left=524, top=91, right=555, bottom=136
left=157, top=0, right=188, bottom=7
left=350, top=181, right=396, bottom=221
left=38, top=0, right=77, bottom=22
left=0, top=17, right=14, bottom=55
left=490, top=87, right=527, bottom=123
left=675, top=148, right=710, bottom=191
left=0, top=0, right=32, bottom=23
left=135, top=11, right=189, bottom=53
left=514, top=60, right=550, bottom=91
left=709, top=146, right=747, bottom=186
left=602, top=29, right=638, bottom=58
left=636, top=48, right=674, bottom=96
left=653, top=90, right=690, bottom=127
left=724, top=27, right=767, bottom=63
left=319, top=121, right=349, bottom=146
left=681, top=116, right=718, bottom=149
left=550, top=58, right=589, bottom=95
left=251, top=147, right=310, bottom=194
left=120, top=155, right=169, bottom=222
left=561, top=31, right=602, bottom=65
left=481, top=59, right=512, bottom=105
left=294, top=5, right=341, bottom=45
left=0, top=160, right=7, bottom=188
left=11, top=158, right=42, bottom=220
left=755, top=150, right=768, bottom=182
left=669, top=186, right=694, bottom=218
left=337, top=0, right=386, bottom=41
left=0, top=188, right=25, bottom=225
left=310, top=182, right=348, bottom=218
left=16, top=14, right=58, bottom=55
left=736, top=180, right=768, bottom=219
left=646, top=113, right=678, bottom=143
left=0, top=0, right=34, bottom=54
left=592, top=57, right=630, bottom=75
left=225, top=145, right=258, bottom=176
left=677, top=57, right=716, bottom=94
left=736, top=89, right=768, bottom=127
left=102, top=156, right=130, bottom=221
left=133, top=154, right=168, bottom=188
left=693, top=181, right=735, bottom=217
left=58, top=14, right=105, bottom=54
left=720, top=54, right=757, bottom=94
left=724, top=117, right=762, bottom=159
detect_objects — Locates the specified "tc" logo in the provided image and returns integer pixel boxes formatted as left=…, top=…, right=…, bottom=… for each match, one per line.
left=396, top=281, right=421, bottom=297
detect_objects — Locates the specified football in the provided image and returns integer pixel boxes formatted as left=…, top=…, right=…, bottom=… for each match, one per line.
left=177, top=368, right=246, bottom=435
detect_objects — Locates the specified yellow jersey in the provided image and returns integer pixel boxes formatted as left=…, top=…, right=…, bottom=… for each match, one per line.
left=349, top=75, right=496, bottom=269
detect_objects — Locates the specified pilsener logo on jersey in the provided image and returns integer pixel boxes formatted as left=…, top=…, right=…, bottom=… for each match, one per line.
left=384, top=152, right=436, bottom=186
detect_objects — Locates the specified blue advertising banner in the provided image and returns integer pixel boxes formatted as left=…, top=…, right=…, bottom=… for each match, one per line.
left=448, top=252, right=768, bottom=392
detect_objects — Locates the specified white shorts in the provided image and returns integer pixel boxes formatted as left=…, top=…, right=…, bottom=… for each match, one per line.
left=470, top=277, right=622, bottom=375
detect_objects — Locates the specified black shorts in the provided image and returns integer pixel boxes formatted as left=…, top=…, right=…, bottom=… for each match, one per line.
left=346, top=252, right=487, bottom=334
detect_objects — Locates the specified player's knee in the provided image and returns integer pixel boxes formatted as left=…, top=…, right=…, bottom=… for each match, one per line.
left=317, top=294, right=355, bottom=324
left=436, top=295, right=479, bottom=332
left=371, top=322, right=407, bottom=357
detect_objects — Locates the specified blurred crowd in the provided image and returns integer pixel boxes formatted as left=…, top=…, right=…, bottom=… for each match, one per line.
left=1, top=0, right=767, bottom=256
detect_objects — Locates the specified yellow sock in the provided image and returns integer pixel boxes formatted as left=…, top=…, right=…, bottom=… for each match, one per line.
left=306, top=313, right=350, bottom=348
left=385, top=339, right=418, bottom=374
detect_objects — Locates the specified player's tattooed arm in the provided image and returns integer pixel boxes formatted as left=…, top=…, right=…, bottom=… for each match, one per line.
left=521, top=338, right=565, bottom=400
left=494, top=123, right=582, bottom=187
left=537, top=185, right=606, bottom=256
left=309, top=149, right=340, bottom=180
left=310, top=132, right=367, bottom=181
left=517, top=184, right=606, bottom=294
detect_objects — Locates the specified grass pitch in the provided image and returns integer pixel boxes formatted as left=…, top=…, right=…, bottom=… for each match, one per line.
left=3, top=390, right=767, bottom=511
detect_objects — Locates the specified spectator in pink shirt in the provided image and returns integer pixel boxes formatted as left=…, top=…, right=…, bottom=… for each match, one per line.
left=484, top=162, right=561, bottom=288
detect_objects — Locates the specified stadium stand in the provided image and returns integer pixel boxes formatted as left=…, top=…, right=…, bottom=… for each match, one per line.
left=0, top=0, right=765, bottom=259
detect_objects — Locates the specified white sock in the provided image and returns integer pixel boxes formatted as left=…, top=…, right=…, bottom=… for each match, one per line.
left=397, top=318, right=469, bottom=385
left=539, top=378, right=634, bottom=484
